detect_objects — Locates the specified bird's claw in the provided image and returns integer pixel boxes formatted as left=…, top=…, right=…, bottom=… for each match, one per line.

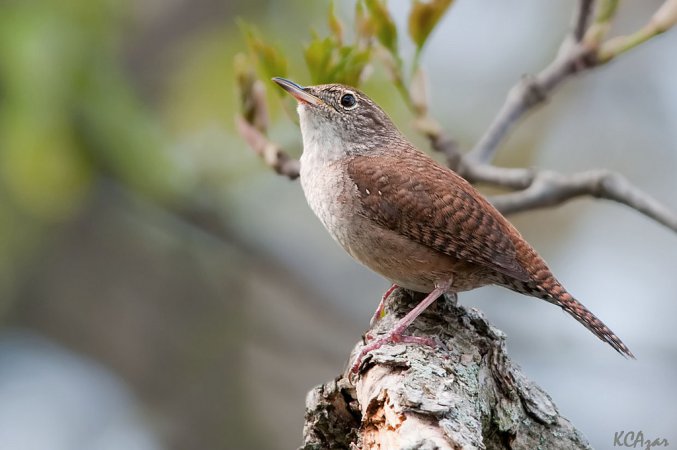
left=350, top=333, right=437, bottom=374
left=369, top=284, right=399, bottom=327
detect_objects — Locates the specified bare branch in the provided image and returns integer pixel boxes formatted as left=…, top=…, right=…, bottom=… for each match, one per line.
left=467, top=0, right=677, bottom=164
left=467, top=42, right=595, bottom=164
left=488, top=169, right=677, bottom=232
left=466, top=0, right=603, bottom=164
left=458, top=163, right=535, bottom=189
left=413, top=115, right=462, bottom=171
left=236, top=115, right=300, bottom=179
left=235, top=63, right=301, bottom=179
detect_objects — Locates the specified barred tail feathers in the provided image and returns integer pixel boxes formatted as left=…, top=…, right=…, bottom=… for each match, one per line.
left=504, top=238, right=633, bottom=357
left=545, top=283, right=634, bottom=358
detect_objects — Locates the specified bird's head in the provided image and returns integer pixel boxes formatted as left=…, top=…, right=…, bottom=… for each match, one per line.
left=272, top=77, right=401, bottom=158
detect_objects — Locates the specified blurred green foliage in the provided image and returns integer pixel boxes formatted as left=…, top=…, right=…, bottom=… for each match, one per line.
left=0, top=0, right=177, bottom=220
left=0, top=0, right=185, bottom=306
left=409, top=0, right=454, bottom=51
left=241, top=23, right=289, bottom=85
left=303, top=35, right=372, bottom=86
left=237, top=0, right=456, bottom=151
left=0, top=0, right=312, bottom=311
left=364, top=0, right=398, bottom=55
left=0, top=0, right=457, bottom=312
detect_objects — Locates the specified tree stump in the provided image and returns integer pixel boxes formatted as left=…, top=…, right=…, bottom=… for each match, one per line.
left=300, top=289, right=592, bottom=450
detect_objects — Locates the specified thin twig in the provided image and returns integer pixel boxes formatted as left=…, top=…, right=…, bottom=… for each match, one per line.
left=467, top=42, right=595, bottom=164
left=572, top=0, right=596, bottom=42
left=466, top=0, right=601, bottom=163
left=467, top=0, right=606, bottom=164
left=468, top=0, right=677, bottom=164
left=413, top=116, right=462, bottom=171
left=457, top=163, right=534, bottom=190
left=598, top=0, right=677, bottom=62
left=488, top=169, right=677, bottom=232
left=236, top=116, right=300, bottom=179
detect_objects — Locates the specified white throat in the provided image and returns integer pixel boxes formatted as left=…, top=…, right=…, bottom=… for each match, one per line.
left=298, top=104, right=349, bottom=168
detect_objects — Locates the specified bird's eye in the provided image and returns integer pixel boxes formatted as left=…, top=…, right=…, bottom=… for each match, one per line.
left=340, top=93, right=357, bottom=109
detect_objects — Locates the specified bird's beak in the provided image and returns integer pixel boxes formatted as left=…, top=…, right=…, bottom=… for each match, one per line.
left=272, top=77, right=324, bottom=106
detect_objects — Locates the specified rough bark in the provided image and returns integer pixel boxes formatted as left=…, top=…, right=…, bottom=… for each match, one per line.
left=300, top=289, right=593, bottom=450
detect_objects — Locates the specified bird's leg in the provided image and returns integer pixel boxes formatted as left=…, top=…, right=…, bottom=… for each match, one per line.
left=369, top=283, right=399, bottom=327
left=351, top=279, right=453, bottom=374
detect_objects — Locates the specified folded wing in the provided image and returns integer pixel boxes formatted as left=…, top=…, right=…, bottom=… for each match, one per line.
left=346, top=150, right=531, bottom=282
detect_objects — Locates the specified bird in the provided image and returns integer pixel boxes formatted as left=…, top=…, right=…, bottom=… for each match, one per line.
left=271, top=77, right=634, bottom=372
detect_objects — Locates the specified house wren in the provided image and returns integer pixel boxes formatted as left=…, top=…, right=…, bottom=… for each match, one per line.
left=272, top=77, right=633, bottom=372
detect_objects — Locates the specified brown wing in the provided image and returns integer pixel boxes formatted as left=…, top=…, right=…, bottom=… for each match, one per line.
left=346, top=150, right=530, bottom=282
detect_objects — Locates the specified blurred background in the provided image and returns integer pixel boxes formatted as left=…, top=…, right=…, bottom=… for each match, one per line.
left=0, top=0, right=675, bottom=449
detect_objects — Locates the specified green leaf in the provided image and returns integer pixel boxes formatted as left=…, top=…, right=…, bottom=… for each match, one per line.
left=364, top=0, right=398, bottom=54
left=304, top=36, right=371, bottom=87
left=408, top=0, right=454, bottom=49
left=303, top=2, right=376, bottom=87
left=355, top=0, right=374, bottom=41
left=327, top=0, right=343, bottom=44
left=240, top=22, right=288, bottom=82
left=304, top=36, right=336, bottom=84
left=331, top=46, right=371, bottom=86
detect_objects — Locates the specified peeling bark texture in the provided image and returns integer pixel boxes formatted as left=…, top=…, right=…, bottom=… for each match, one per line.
left=300, top=289, right=592, bottom=450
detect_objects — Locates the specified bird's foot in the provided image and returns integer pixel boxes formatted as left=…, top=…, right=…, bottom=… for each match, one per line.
left=350, top=332, right=436, bottom=374
left=369, top=283, right=399, bottom=327
left=353, top=281, right=452, bottom=374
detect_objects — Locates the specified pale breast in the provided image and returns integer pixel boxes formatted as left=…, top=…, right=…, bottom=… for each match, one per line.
left=300, top=156, right=358, bottom=249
